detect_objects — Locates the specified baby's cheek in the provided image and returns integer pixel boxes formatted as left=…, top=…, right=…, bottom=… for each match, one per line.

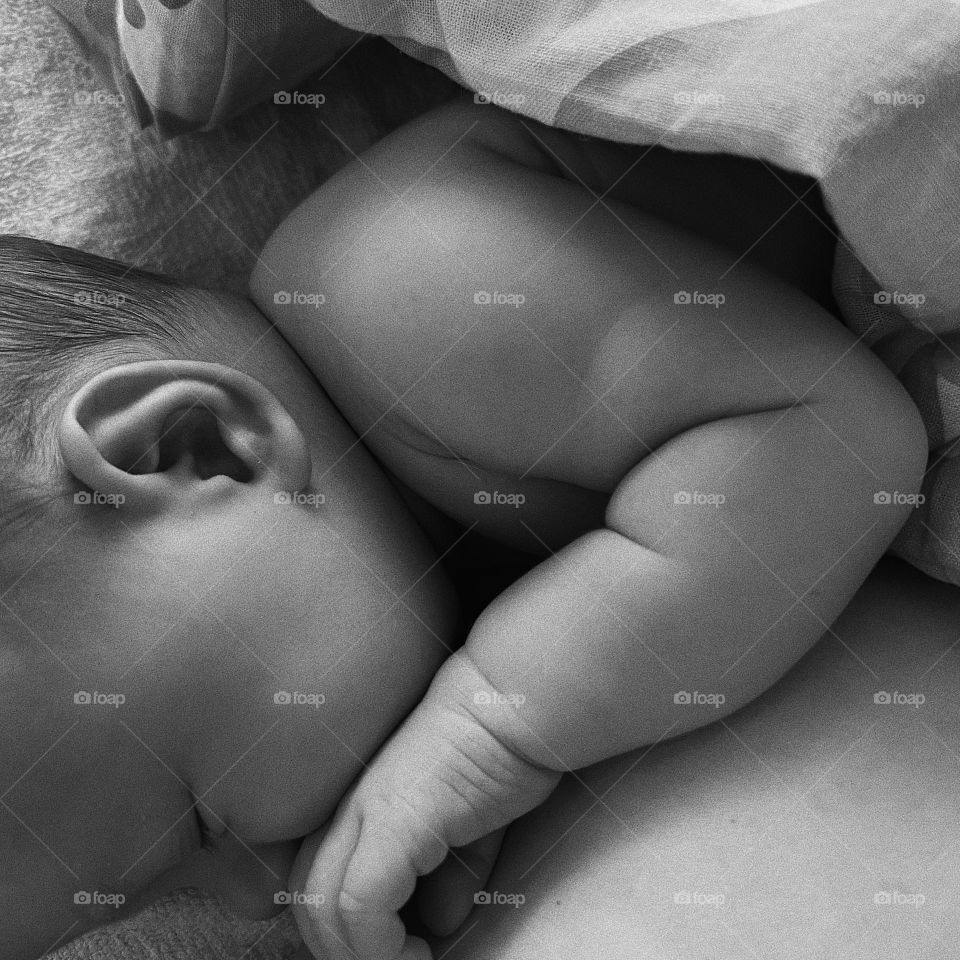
left=187, top=642, right=441, bottom=847
left=177, top=656, right=381, bottom=845
left=168, top=526, right=451, bottom=845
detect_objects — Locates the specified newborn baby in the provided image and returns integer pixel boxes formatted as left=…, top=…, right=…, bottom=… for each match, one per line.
left=0, top=98, right=924, bottom=959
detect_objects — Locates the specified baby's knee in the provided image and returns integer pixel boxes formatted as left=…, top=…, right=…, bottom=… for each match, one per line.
left=827, top=346, right=927, bottom=504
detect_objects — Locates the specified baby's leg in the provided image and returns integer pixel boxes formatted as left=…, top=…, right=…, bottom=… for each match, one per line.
left=464, top=100, right=839, bottom=308
left=436, top=559, right=960, bottom=960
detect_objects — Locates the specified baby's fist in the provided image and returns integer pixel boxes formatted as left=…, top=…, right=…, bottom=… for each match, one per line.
left=290, top=651, right=561, bottom=960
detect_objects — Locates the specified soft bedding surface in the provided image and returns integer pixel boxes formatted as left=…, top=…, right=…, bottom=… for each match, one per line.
left=0, top=0, right=457, bottom=293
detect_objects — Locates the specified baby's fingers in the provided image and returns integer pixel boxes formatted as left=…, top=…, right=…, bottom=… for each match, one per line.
left=289, top=819, right=361, bottom=960
left=291, top=650, right=561, bottom=960
left=291, top=808, right=436, bottom=960
left=290, top=778, right=453, bottom=960
left=337, top=815, right=450, bottom=960
left=416, top=828, right=507, bottom=936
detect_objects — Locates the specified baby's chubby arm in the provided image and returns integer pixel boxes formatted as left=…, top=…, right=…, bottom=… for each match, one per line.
left=255, top=101, right=927, bottom=958
left=455, top=364, right=929, bottom=767
left=290, top=388, right=925, bottom=960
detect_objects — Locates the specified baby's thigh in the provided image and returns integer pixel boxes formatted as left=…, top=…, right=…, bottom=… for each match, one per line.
left=436, top=559, right=960, bottom=960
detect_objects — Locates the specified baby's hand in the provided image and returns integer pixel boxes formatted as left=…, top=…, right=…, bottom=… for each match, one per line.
left=289, top=651, right=561, bottom=960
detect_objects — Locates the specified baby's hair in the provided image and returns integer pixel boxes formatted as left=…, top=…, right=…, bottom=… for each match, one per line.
left=0, top=235, right=211, bottom=527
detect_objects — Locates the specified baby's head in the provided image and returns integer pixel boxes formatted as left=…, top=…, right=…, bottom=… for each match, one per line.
left=0, top=236, right=455, bottom=958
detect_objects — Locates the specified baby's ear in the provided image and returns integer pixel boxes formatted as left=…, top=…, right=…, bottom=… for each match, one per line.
left=57, top=360, right=311, bottom=513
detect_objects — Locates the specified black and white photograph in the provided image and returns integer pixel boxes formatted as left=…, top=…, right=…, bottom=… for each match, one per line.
left=0, top=1, right=957, bottom=957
